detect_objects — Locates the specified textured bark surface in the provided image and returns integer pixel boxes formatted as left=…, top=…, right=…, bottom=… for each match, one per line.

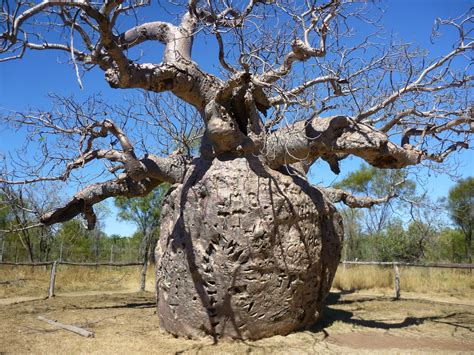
left=155, top=156, right=343, bottom=340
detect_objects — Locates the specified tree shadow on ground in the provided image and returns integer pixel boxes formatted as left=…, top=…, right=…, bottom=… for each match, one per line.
left=311, top=292, right=473, bottom=332
left=76, top=301, right=156, bottom=310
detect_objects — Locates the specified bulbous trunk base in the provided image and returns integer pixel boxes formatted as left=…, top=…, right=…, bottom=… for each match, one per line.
left=155, top=156, right=343, bottom=340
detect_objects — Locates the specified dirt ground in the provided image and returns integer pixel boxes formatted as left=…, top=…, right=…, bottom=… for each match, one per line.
left=0, top=290, right=473, bottom=354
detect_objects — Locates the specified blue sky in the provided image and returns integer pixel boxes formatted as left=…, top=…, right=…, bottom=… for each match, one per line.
left=0, top=0, right=472, bottom=236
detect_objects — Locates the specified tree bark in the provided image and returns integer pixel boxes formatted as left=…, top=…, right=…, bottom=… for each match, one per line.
left=155, top=156, right=343, bottom=340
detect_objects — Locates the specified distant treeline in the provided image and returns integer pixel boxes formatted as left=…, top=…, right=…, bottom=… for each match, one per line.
left=0, top=168, right=472, bottom=265
left=0, top=219, right=152, bottom=264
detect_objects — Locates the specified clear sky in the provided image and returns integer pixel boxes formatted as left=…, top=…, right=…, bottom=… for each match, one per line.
left=0, top=0, right=472, bottom=236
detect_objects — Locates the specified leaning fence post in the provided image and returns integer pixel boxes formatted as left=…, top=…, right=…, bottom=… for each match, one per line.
left=48, top=261, right=58, bottom=298
left=393, top=263, right=400, bottom=300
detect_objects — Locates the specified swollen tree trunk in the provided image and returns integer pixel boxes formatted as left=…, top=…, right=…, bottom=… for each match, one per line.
left=155, top=156, right=343, bottom=340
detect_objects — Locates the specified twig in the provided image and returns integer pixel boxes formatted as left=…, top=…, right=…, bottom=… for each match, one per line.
left=37, top=316, right=95, bottom=338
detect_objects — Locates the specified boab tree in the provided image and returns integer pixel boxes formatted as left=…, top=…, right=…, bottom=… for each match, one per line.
left=0, top=0, right=472, bottom=340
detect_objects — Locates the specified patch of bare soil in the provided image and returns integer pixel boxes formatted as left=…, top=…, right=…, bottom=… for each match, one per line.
left=0, top=291, right=473, bottom=354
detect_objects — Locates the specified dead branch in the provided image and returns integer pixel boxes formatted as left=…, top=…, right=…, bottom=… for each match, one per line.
left=37, top=316, right=94, bottom=338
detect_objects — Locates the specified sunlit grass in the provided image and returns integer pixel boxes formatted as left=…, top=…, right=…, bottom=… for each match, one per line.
left=333, top=264, right=473, bottom=298
left=1, top=264, right=472, bottom=300
left=0, top=265, right=155, bottom=298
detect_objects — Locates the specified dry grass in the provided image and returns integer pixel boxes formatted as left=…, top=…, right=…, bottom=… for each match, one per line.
left=0, top=265, right=155, bottom=298
left=333, top=265, right=474, bottom=298
left=1, top=264, right=473, bottom=300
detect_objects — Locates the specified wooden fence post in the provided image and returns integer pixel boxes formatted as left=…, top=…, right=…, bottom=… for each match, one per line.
left=394, top=264, right=400, bottom=300
left=48, top=261, right=58, bottom=298
left=0, top=235, right=4, bottom=263
left=139, top=260, right=147, bottom=292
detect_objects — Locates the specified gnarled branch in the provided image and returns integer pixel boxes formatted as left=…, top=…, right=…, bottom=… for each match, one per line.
left=39, top=154, right=190, bottom=229
left=318, top=182, right=403, bottom=208
left=264, top=115, right=469, bottom=171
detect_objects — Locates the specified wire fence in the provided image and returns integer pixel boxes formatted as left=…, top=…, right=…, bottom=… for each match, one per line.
left=340, top=260, right=474, bottom=269
left=1, top=260, right=472, bottom=299
left=339, top=261, right=473, bottom=299
left=0, top=260, right=143, bottom=298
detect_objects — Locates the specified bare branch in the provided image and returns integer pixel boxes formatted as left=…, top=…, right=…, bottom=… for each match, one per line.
left=189, top=0, right=266, bottom=28
left=318, top=186, right=399, bottom=208
left=356, top=43, right=473, bottom=122
left=269, top=75, right=343, bottom=106
left=264, top=115, right=469, bottom=171
left=258, top=1, right=339, bottom=83
left=117, top=21, right=172, bottom=49
left=38, top=153, right=190, bottom=229
left=0, top=223, right=43, bottom=234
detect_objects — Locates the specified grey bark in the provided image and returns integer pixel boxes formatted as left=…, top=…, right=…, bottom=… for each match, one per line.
left=155, top=156, right=343, bottom=340
left=48, top=261, right=58, bottom=298
left=264, top=116, right=454, bottom=172
left=140, top=256, right=147, bottom=292
left=394, top=265, right=400, bottom=300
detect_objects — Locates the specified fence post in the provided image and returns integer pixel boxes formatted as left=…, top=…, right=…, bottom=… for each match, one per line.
left=48, top=261, right=58, bottom=298
left=394, top=264, right=400, bottom=300
left=110, top=245, right=114, bottom=264
left=139, top=260, right=147, bottom=291
left=0, top=235, right=4, bottom=263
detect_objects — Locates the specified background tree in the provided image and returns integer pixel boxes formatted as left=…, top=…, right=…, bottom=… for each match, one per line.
left=334, top=165, right=416, bottom=235
left=334, top=164, right=447, bottom=262
left=0, top=184, right=60, bottom=262
left=426, top=228, right=467, bottom=263
left=0, top=0, right=472, bottom=340
left=331, top=165, right=414, bottom=261
left=55, top=219, right=90, bottom=262
left=115, top=184, right=169, bottom=291
left=338, top=206, right=363, bottom=261
left=447, top=177, right=474, bottom=263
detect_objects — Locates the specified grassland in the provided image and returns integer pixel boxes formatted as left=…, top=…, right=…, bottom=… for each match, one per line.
left=332, top=264, right=473, bottom=299
left=1, top=263, right=472, bottom=301
left=0, top=264, right=155, bottom=298
left=1, top=263, right=473, bottom=353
